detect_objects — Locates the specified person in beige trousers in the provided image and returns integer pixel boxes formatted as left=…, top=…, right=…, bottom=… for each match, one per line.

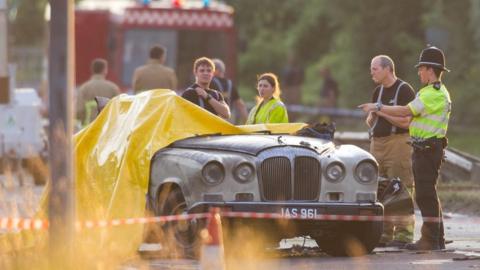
left=366, top=55, right=416, bottom=248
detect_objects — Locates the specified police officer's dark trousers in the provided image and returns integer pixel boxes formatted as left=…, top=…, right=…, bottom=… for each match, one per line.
left=412, top=139, right=445, bottom=246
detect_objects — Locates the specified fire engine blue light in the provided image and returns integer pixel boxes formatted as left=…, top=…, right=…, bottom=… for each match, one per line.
left=203, top=0, right=210, bottom=8
left=141, top=0, right=151, bottom=6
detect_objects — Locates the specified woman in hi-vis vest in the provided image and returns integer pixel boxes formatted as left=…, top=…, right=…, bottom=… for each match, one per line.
left=246, top=73, right=289, bottom=124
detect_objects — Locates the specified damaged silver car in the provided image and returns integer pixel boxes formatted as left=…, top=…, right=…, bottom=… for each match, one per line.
left=146, top=131, right=384, bottom=257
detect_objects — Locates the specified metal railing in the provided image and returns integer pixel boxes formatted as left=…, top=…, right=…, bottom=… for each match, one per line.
left=246, top=102, right=364, bottom=119
left=334, top=131, right=480, bottom=182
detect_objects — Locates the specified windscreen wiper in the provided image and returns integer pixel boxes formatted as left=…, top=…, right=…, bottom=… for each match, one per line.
left=250, top=130, right=272, bottom=134
left=193, top=133, right=222, bottom=137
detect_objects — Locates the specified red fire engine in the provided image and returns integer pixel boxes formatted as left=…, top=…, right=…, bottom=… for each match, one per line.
left=75, top=0, right=236, bottom=92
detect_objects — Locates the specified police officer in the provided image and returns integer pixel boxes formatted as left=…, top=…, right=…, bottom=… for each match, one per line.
left=359, top=46, right=451, bottom=250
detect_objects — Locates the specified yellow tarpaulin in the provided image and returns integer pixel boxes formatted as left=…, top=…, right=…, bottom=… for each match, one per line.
left=2, top=89, right=304, bottom=264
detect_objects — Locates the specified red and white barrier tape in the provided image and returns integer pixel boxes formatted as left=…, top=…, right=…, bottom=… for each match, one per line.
left=0, top=212, right=442, bottom=232
left=0, top=218, right=48, bottom=231
left=75, top=213, right=211, bottom=230
left=0, top=213, right=211, bottom=232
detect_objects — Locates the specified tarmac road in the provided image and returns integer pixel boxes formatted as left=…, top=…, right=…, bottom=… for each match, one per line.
left=123, top=246, right=480, bottom=270
left=122, top=250, right=480, bottom=270
left=121, top=211, right=480, bottom=270
left=2, top=173, right=480, bottom=269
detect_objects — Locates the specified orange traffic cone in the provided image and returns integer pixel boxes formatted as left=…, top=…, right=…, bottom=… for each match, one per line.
left=199, top=207, right=226, bottom=270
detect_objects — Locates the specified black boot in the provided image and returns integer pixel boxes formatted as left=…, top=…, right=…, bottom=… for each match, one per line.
left=404, top=238, right=442, bottom=251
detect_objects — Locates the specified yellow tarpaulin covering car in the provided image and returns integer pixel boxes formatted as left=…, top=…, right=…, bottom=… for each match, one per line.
left=1, top=89, right=304, bottom=264
left=74, top=89, right=304, bottom=259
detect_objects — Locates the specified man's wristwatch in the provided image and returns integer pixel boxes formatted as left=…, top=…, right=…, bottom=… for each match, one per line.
left=375, top=102, right=383, bottom=112
left=205, top=94, right=212, bottom=101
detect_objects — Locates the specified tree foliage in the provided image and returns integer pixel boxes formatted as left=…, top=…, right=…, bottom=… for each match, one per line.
left=227, top=0, right=480, bottom=125
left=7, top=0, right=48, bottom=46
left=7, top=0, right=480, bottom=125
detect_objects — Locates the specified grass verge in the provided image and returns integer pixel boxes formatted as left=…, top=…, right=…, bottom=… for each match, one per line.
left=438, top=181, right=480, bottom=216
left=447, top=126, right=480, bottom=157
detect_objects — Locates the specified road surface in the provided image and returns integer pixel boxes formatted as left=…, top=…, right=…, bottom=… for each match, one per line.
left=1, top=173, right=480, bottom=269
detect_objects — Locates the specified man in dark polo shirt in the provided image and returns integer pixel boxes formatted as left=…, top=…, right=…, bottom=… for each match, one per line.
left=366, top=55, right=416, bottom=248
left=181, top=57, right=230, bottom=119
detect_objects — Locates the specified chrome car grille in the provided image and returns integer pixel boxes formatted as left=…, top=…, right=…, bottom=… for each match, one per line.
left=294, top=156, right=321, bottom=200
left=261, top=157, right=292, bottom=201
left=260, top=156, right=321, bottom=201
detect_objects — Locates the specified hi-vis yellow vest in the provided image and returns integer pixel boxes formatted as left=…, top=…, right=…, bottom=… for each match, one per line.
left=408, top=83, right=451, bottom=139
left=246, top=98, right=289, bottom=124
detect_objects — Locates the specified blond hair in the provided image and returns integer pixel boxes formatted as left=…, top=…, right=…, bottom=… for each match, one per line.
left=193, top=57, right=215, bottom=72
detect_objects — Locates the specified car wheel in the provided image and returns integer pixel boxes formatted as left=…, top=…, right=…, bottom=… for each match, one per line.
left=157, top=188, right=202, bottom=259
left=314, top=221, right=382, bottom=257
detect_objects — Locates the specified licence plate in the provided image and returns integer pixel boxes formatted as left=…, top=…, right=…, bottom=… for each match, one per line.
left=280, top=207, right=320, bottom=219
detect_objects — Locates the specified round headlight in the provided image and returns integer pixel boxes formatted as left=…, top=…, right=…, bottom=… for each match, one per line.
left=325, top=162, right=345, bottom=182
left=202, top=161, right=225, bottom=185
left=355, top=161, right=378, bottom=184
left=234, top=163, right=255, bottom=183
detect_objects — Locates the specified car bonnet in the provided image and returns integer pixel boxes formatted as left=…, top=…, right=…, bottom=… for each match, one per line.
left=169, top=134, right=333, bottom=155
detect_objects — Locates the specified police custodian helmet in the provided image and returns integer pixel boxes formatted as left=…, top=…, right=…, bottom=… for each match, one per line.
left=415, top=46, right=450, bottom=72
